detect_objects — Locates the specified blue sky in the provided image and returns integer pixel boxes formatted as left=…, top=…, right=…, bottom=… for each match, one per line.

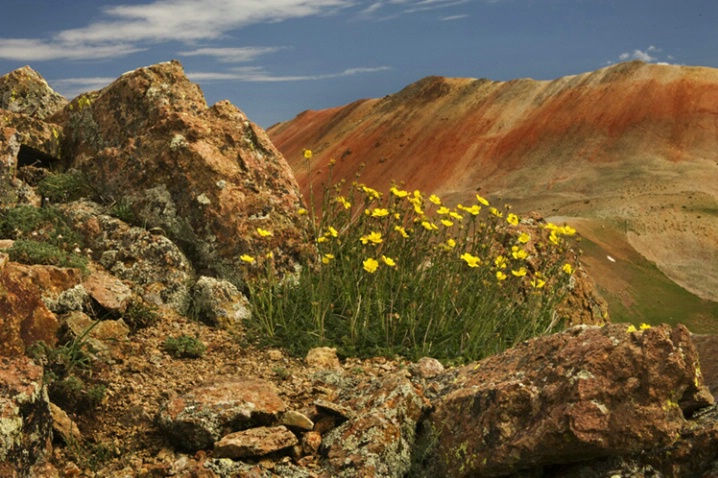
left=0, top=0, right=716, bottom=127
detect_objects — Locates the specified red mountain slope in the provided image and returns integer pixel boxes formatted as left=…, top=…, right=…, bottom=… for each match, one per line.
left=268, top=61, right=718, bottom=330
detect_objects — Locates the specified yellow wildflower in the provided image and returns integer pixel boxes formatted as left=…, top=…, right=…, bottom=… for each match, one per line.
left=437, top=206, right=451, bottom=215
left=362, top=185, right=381, bottom=199
left=256, top=227, right=273, bottom=237
left=511, top=246, right=528, bottom=260
left=298, top=208, right=308, bottom=216
left=544, top=222, right=558, bottom=231
left=562, top=263, right=574, bottom=274
left=390, top=187, right=409, bottom=198
left=460, top=252, right=481, bottom=268
left=465, top=204, right=481, bottom=216
left=371, top=208, right=390, bottom=218
left=317, top=236, right=328, bottom=243
left=336, top=196, right=351, bottom=209
left=303, top=149, right=312, bottom=159
left=489, top=207, right=503, bottom=218
left=626, top=324, right=638, bottom=333
left=640, top=323, right=651, bottom=330
left=394, top=225, right=409, bottom=238
left=440, top=219, right=454, bottom=228
left=325, top=226, right=338, bottom=238
left=266, top=251, right=273, bottom=258
left=496, top=270, right=507, bottom=281
left=322, top=254, right=335, bottom=264
left=421, top=221, right=438, bottom=231
left=446, top=238, right=456, bottom=248
left=360, top=231, right=383, bottom=245
left=506, top=213, right=519, bottom=226
left=549, top=232, right=561, bottom=246
left=413, top=204, right=424, bottom=215
left=240, top=254, right=255, bottom=264
left=517, top=232, right=531, bottom=244
left=559, top=225, right=577, bottom=236
left=476, top=194, right=490, bottom=206
left=511, top=268, right=527, bottom=277
left=382, top=255, right=397, bottom=267
left=449, top=211, right=463, bottom=220
left=429, top=194, right=441, bottom=205
left=530, top=276, right=546, bottom=289
left=363, top=257, right=379, bottom=273
left=494, top=255, right=507, bottom=269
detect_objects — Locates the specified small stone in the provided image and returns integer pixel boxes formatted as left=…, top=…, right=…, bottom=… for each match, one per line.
left=279, top=410, right=314, bottom=431
left=268, top=349, right=284, bottom=361
left=411, top=357, right=445, bottom=379
left=49, top=403, right=82, bottom=445
left=306, top=347, right=340, bottom=369
left=301, top=431, right=322, bottom=455
left=214, top=426, right=298, bottom=459
left=313, top=399, right=353, bottom=420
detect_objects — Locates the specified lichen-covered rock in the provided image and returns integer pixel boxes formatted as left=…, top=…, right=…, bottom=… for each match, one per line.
left=305, top=347, right=341, bottom=370
left=414, top=323, right=713, bottom=478
left=214, top=425, right=298, bottom=459
left=0, top=126, right=20, bottom=206
left=56, top=60, right=311, bottom=283
left=82, top=267, right=132, bottom=315
left=191, top=276, right=251, bottom=330
left=156, top=377, right=286, bottom=451
left=319, top=372, right=427, bottom=478
left=61, top=311, right=130, bottom=361
left=0, top=66, right=67, bottom=119
left=59, top=200, right=193, bottom=312
left=0, top=259, right=81, bottom=356
left=0, top=356, right=52, bottom=477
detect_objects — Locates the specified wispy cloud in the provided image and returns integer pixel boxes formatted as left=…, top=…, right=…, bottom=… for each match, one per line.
left=187, top=65, right=391, bottom=82
left=50, top=77, right=117, bottom=99
left=612, top=45, right=675, bottom=65
left=179, top=47, right=286, bottom=63
left=0, top=0, right=351, bottom=61
left=440, top=14, right=468, bottom=20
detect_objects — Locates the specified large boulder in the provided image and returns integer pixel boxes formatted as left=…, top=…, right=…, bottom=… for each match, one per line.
left=55, top=60, right=311, bottom=283
left=0, top=356, right=53, bottom=477
left=413, top=323, right=713, bottom=478
left=0, top=254, right=83, bottom=356
left=0, top=66, right=67, bottom=120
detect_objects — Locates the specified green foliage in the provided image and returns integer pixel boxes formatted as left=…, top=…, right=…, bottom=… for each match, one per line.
left=122, top=299, right=160, bottom=332
left=244, top=161, right=580, bottom=364
left=163, top=335, right=206, bottom=359
left=27, top=322, right=105, bottom=414
left=0, top=204, right=87, bottom=270
left=38, top=169, right=94, bottom=203
left=108, top=198, right=137, bottom=224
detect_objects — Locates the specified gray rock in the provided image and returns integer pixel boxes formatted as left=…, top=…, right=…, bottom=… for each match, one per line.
left=191, top=276, right=251, bottom=330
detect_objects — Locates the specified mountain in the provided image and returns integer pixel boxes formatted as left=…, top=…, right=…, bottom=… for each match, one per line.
left=268, top=61, right=718, bottom=331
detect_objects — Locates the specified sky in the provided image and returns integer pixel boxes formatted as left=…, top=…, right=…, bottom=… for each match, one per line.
left=0, top=0, right=716, bottom=127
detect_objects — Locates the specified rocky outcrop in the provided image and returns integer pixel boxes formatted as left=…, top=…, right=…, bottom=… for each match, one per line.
left=0, top=66, right=67, bottom=120
left=0, top=356, right=53, bottom=477
left=55, top=60, right=311, bottom=283
left=413, top=323, right=713, bottom=478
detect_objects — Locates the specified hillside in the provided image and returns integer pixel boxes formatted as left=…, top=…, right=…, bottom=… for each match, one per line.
left=268, top=60, right=718, bottom=332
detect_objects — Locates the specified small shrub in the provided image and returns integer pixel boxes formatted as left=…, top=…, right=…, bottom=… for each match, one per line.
left=38, top=169, right=94, bottom=203
left=272, top=366, right=290, bottom=380
left=108, top=198, right=137, bottom=224
left=122, top=299, right=159, bottom=332
left=7, top=239, right=88, bottom=270
left=244, top=155, right=580, bottom=364
left=163, top=335, right=206, bottom=359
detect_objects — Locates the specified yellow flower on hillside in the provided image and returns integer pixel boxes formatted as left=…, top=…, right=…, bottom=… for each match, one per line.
left=362, top=185, right=381, bottom=199
left=382, top=255, right=397, bottom=267
left=464, top=204, right=481, bottom=216
left=437, top=206, right=451, bottom=215
left=413, top=204, right=424, bottom=215
left=303, top=149, right=312, bottom=159
left=530, top=276, right=546, bottom=289
left=440, top=219, right=454, bottom=228
left=494, top=255, right=507, bottom=269
left=559, top=225, right=577, bottom=236
left=336, top=196, right=351, bottom=209
left=549, top=232, right=561, bottom=246
left=640, top=323, right=651, bottom=330
left=325, top=226, right=338, bottom=238
left=256, top=227, right=273, bottom=237
left=371, top=208, right=390, bottom=217
left=496, top=270, right=507, bottom=281
left=562, top=263, right=574, bottom=274
left=511, top=268, right=527, bottom=277
left=511, top=246, right=528, bottom=260
left=266, top=251, right=273, bottom=258
left=390, top=186, right=409, bottom=198
left=360, top=231, right=383, bottom=245
left=626, top=324, right=638, bottom=333
left=449, top=211, right=463, bottom=220
left=317, top=236, right=328, bottom=243
left=394, top=225, right=409, bottom=238
left=429, top=194, right=441, bottom=205
left=506, top=213, right=519, bottom=226
left=240, top=254, right=255, bottom=264
left=322, top=254, right=335, bottom=264
left=363, top=257, right=379, bottom=273
left=446, top=238, right=456, bottom=248
left=517, top=232, right=531, bottom=244
left=421, top=221, right=438, bottom=231
left=489, top=207, right=503, bottom=218
left=476, top=194, right=489, bottom=206
left=460, top=252, right=481, bottom=268
left=298, top=208, right=308, bottom=216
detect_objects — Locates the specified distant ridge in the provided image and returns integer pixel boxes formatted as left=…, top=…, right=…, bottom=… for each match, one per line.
left=268, top=61, right=718, bottom=329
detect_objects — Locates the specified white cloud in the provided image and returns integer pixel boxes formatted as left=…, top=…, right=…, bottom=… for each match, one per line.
left=179, top=47, right=286, bottom=63
left=50, top=77, right=117, bottom=99
left=441, top=14, right=468, bottom=20
left=616, top=45, right=673, bottom=64
left=0, top=0, right=351, bottom=61
left=187, top=65, right=390, bottom=82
